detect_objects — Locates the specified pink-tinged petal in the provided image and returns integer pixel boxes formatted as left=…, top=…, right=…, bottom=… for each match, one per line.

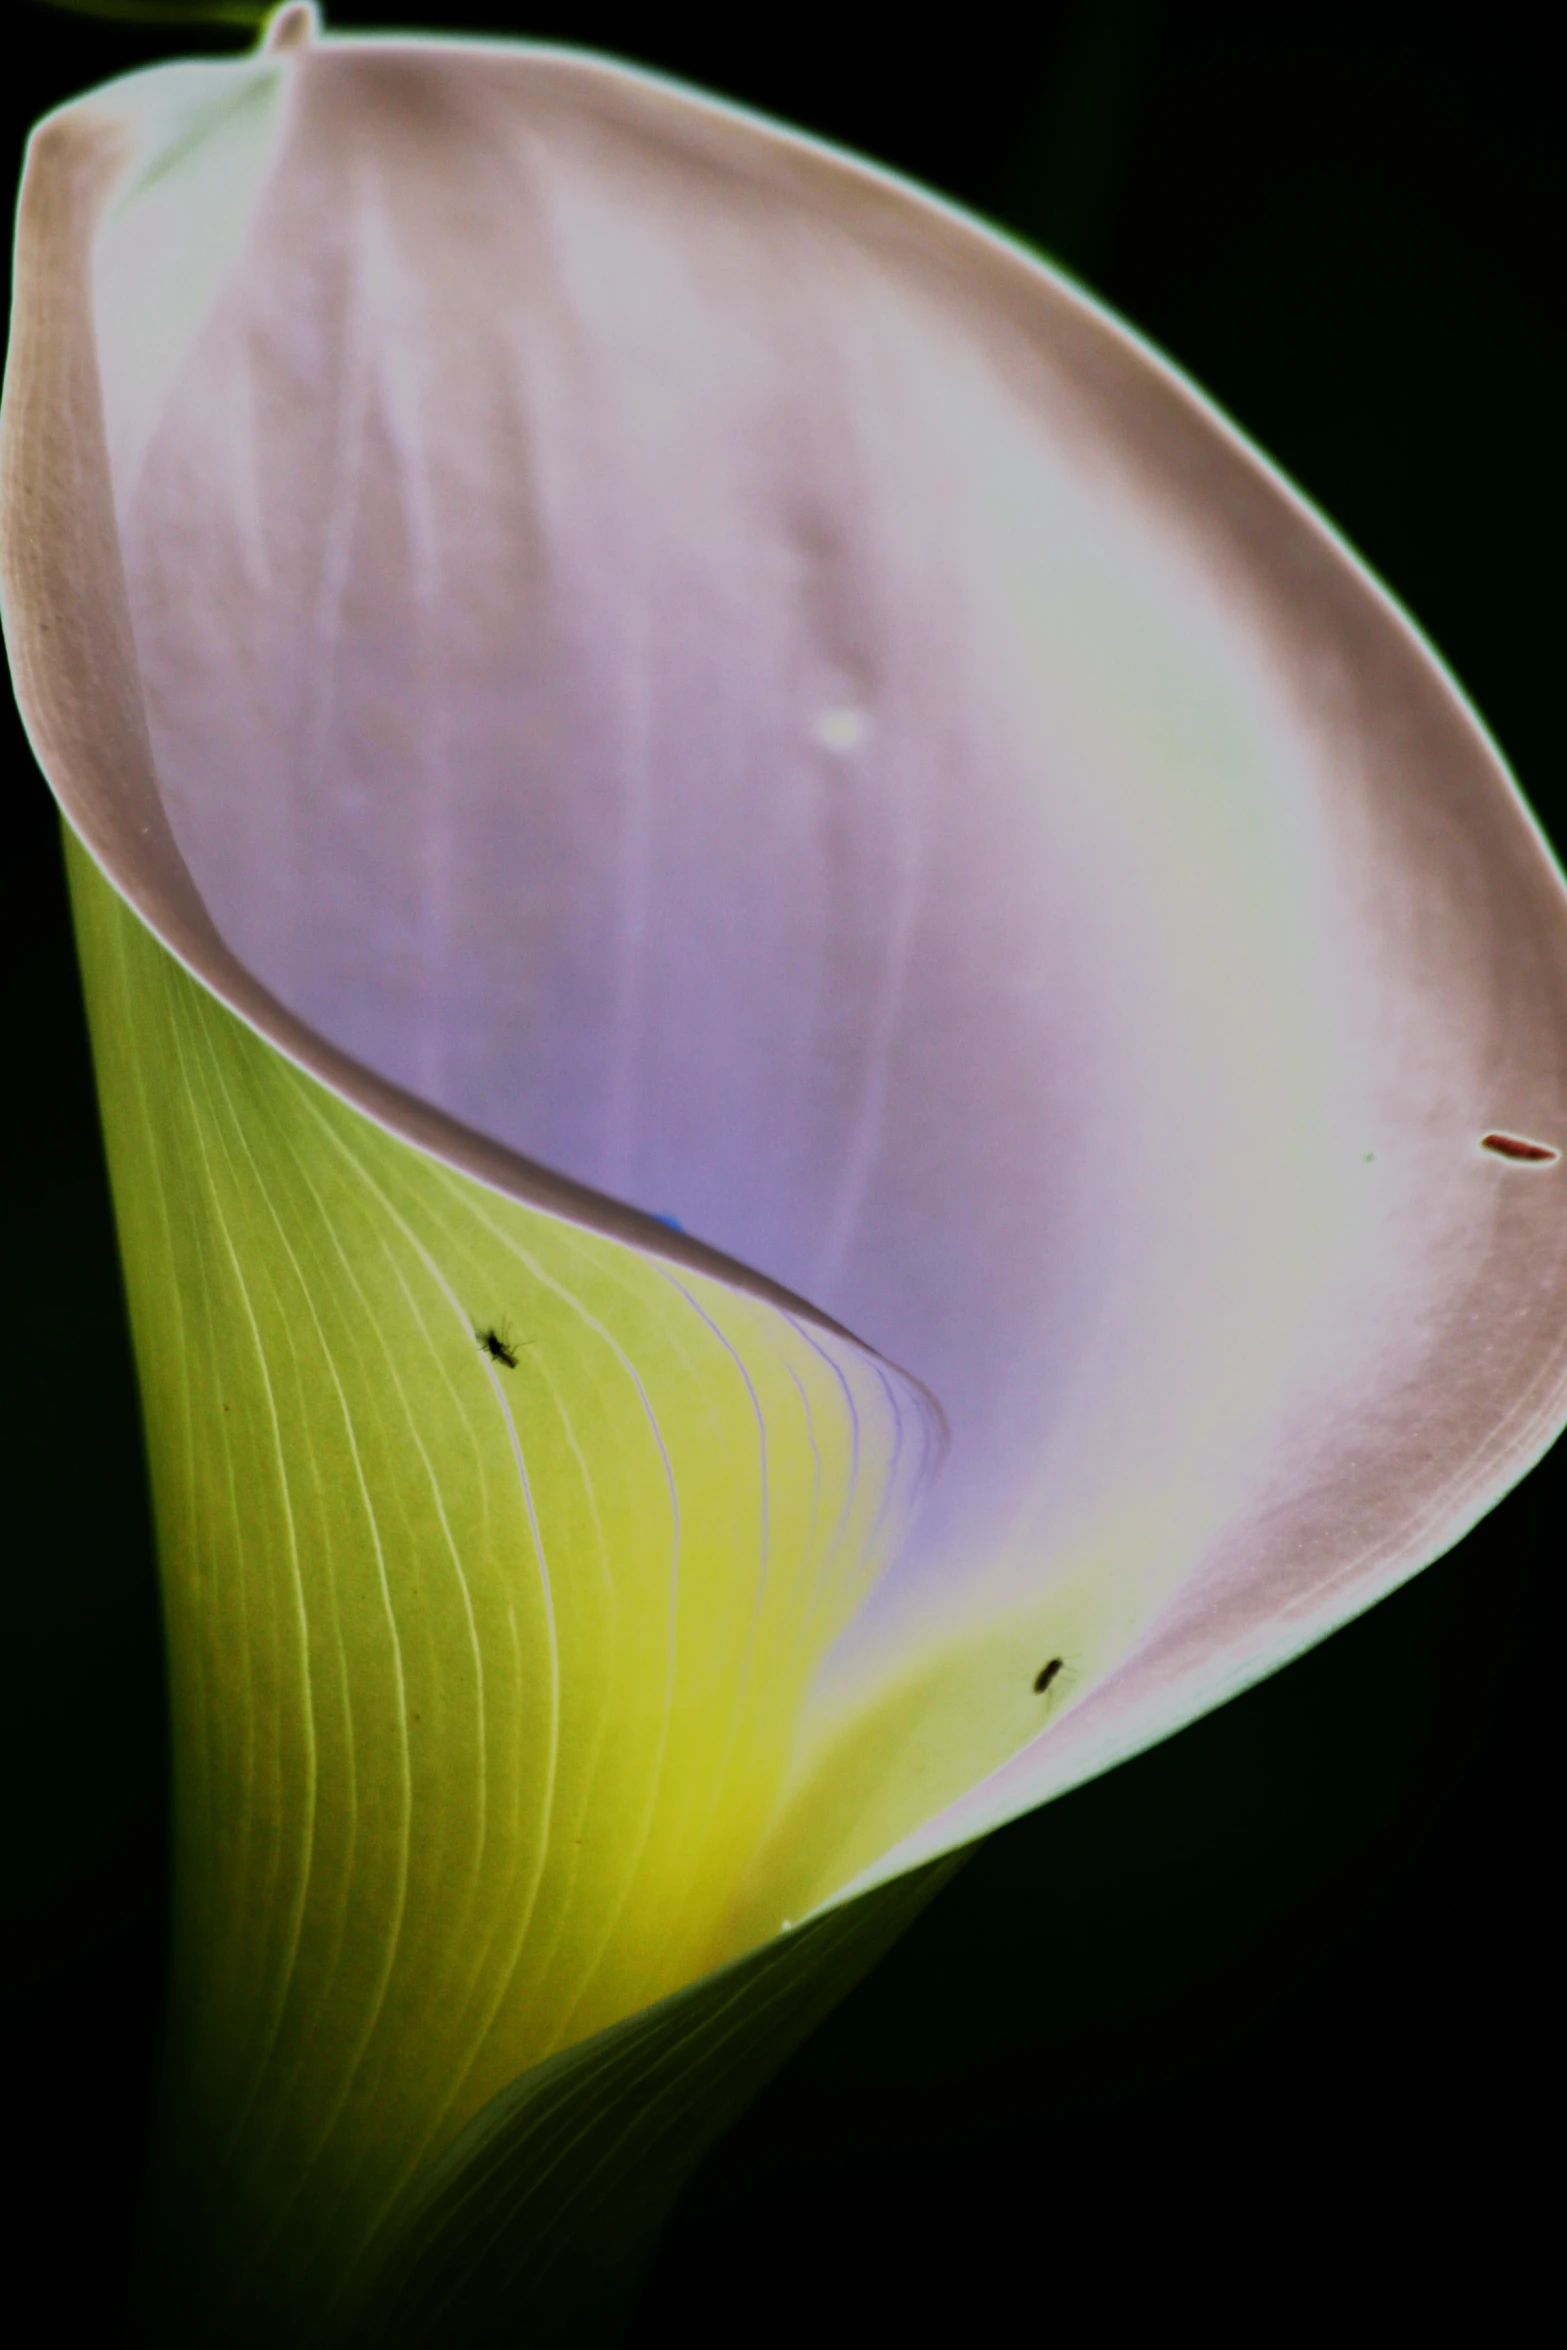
left=5, top=22, right=1566, bottom=1931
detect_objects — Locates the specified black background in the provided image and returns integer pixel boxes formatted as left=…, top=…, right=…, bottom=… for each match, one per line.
left=3, top=2, right=1561, bottom=2340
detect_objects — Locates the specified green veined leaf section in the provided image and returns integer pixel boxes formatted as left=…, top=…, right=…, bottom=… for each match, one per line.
left=64, top=837, right=940, bottom=2343
left=328, top=1850, right=963, bottom=2350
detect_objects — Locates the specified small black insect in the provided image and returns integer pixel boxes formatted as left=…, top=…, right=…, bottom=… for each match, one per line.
left=1034, top=1657, right=1065, bottom=1696
left=476, top=1323, right=521, bottom=1369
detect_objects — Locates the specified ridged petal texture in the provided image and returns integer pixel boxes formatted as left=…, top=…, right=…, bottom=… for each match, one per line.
left=69, top=840, right=942, bottom=2340
left=4, top=8, right=1567, bottom=2343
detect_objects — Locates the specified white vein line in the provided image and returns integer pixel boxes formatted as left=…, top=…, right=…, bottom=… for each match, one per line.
left=383, top=1944, right=799, bottom=2323
left=166, top=987, right=298, bottom=2156
left=775, top=1346, right=830, bottom=1683
left=114, top=917, right=220, bottom=2051
left=164, top=989, right=319, bottom=2185
left=421, top=1870, right=943, bottom=2306
left=861, top=1360, right=919, bottom=1577
left=459, top=1324, right=616, bottom=2039
left=834, top=1352, right=926, bottom=1625
left=430, top=1324, right=613, bottom=2075
left=194, top=1057, right=417, bottom=2317
left=177, top=1012, right=262, bottom=2091
left=285, top=1106, right=566, bottom=2222
left=178, top=1010, right=350, bottom=2115
left=330, top=1946, right=757, bottom=2334
left=182, top=1057, right=373, bottom=2265
left=785, top=1316, right=866, bottom=1637
left=370, top=1882, right=912, bottom=2319
left=484, top=1918, right=880, bottom=2317
left=832, top=1363, right=931, bottom=1652
left=417, top=1176, right=684, bottom=2058
left=260, top=1105, right=497, bottom=2246
left=323, top=1231, right=583, bottom=2219
left=640, top=1269, right=774, bottom=1967
left=785, top=1348, right=824, bottom=1594
left=298, top=1114, right=562, bottom=1926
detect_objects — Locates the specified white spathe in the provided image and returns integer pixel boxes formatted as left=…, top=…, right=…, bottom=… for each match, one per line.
left=8, top=9, right=1567, bottom=1927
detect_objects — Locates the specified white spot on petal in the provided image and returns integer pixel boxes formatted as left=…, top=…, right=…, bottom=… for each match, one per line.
left=813, top=705, right=870, bottom=754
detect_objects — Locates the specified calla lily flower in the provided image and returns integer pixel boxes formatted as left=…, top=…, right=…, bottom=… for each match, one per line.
left=5, top=5, right=1567, bottom=2342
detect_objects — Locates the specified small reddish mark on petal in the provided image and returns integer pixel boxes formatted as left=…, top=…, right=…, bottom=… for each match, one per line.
left=1479, top=1131, right=1560, bottom=1164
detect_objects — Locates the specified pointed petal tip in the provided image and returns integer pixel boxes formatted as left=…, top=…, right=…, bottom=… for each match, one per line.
left=262, top=1, right=316, bottom=55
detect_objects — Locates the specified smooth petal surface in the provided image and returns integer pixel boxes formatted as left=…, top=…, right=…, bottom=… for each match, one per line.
left=4, top=11, right=1567, bottom=2339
